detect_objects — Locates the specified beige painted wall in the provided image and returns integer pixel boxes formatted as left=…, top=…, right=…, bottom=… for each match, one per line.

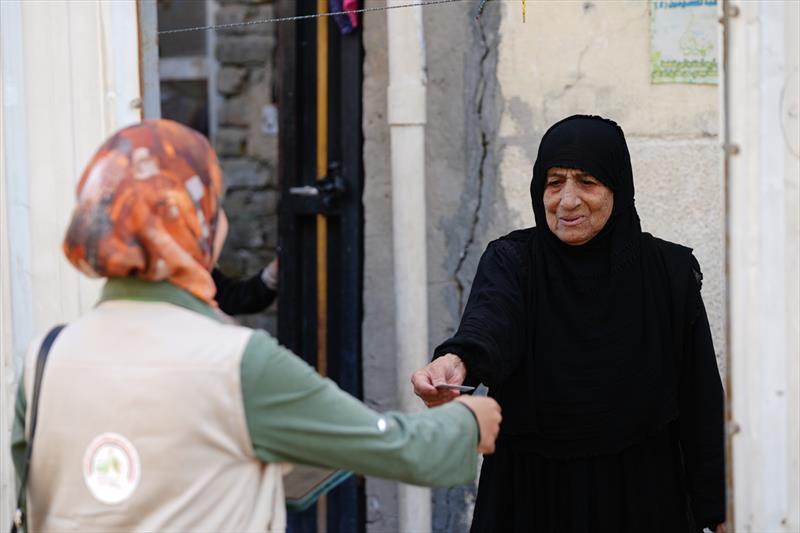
left=494, top=0, right=726, bottom=366
left=0, top=0, right=141, bottom=522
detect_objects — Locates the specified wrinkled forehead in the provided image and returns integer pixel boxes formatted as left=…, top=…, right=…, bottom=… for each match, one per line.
left=541, top=158, right=608, bottom=189
left=545, top=167, right=593, bottom=177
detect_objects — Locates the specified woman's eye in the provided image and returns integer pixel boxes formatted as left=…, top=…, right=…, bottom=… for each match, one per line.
left=546, top=180, right=561, bottom=187
left=582, top=180, right=597, bottom=186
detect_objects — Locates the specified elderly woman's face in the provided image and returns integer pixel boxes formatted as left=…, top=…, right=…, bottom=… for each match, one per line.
left=543, top=167, right=614, bottom=245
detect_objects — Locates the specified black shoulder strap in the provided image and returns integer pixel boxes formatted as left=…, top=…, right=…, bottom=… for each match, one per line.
left=12, top=324, right=66, bottom=533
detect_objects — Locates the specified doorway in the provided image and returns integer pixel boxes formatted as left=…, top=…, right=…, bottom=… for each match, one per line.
left=277, top=1, right=365, bottom=531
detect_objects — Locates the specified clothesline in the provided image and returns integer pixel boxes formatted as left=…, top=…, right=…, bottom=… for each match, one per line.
left=158, top=0, right=470, bottom=36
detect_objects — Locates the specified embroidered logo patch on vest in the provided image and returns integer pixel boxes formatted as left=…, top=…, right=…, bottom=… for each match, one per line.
left=83, top=432, right=141, bottom=504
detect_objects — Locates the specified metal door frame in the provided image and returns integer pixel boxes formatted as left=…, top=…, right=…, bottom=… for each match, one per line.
left=277, top=1, right=364, bottom=530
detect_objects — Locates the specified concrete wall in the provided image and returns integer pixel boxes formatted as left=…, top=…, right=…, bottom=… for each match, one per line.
left=362, top=10, right=397, bottom=530
left=364, top=1, right=724, bottom=531
left=363, top=2, right=502, bottom=530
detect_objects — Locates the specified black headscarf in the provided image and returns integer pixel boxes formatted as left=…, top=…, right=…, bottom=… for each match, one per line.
left=526, top=115, right=687, bottom=457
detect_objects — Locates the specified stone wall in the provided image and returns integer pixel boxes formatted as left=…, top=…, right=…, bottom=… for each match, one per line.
left=213, top=0, right=279, bottom=332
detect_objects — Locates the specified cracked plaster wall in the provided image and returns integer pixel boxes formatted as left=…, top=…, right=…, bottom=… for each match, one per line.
left=363, top=2, right=503, bottom=530
left=363, top=1, right=724, bottom=531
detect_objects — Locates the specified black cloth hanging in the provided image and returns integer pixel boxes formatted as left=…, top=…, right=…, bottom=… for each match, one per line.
left=434, top=116, right=725, bottom=531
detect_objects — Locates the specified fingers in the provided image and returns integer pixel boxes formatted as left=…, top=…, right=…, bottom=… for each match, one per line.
left=411, top=369, right=437, bottom=395
left=478, top=402, right=502, bottom=454
left=422, top=390, right=460, bottom=408
left=410, top=354, right=468, bottom=408
left=411, top=370, right=460, bottom=407
left=455, top=396, right=502, bottom=454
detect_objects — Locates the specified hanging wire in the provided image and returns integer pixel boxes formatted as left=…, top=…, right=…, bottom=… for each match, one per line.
left=158, top=0, right=469, bottom=35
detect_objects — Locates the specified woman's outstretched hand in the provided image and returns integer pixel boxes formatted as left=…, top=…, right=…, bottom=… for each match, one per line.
left=455, top=395, right=502, bottom=454
left=411, top=353, right=468, bottom=407
left=412, top=354, right=501, bottom=453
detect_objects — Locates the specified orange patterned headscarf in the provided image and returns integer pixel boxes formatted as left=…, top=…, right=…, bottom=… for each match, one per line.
left=63, top=119, right=223, bottom=304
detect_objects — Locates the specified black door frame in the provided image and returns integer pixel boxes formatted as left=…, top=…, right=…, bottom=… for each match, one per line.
left=277, top=1, right=364, bottom=531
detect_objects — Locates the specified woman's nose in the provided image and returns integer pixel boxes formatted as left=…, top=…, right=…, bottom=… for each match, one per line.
left=560, top=181, right=582, bottom=209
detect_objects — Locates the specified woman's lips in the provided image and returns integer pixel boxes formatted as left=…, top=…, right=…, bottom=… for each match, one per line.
left=559, top=215, right=586, bottom=227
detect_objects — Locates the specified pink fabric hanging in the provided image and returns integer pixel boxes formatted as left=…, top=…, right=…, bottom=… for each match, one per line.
left=330, top=0, right=359, bottom=35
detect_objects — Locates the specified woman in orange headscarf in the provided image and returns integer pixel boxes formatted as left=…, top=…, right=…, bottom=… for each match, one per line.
left=11, top=120, right=501, bottom=531
left=63, top=119, right=223, bottom=302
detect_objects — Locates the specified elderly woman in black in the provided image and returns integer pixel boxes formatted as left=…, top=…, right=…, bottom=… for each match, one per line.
left=412, top=115, right=726, bottom=533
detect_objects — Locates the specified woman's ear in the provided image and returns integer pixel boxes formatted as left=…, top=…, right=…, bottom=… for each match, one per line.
left=211, top=209, right=229, bottom=266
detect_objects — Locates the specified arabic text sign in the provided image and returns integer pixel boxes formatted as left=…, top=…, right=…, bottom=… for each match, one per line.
left=650, top=0, right=719, bottom=85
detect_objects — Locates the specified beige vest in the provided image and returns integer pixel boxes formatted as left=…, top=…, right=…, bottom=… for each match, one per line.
left=24, top=299, right=286, bottom=532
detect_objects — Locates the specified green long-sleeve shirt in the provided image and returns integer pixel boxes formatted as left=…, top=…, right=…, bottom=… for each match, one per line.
left=11, top=279, right=479, bottom=503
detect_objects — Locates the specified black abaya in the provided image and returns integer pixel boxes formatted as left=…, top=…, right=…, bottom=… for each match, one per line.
left=436, top=233, right=725, bottom=532
left=212, top=267, right=276, bottom=315
left=434, top=116, right=725, bottom=532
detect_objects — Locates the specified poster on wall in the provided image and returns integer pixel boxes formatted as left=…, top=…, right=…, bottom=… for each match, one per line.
left=650, top=0, right=719, bottom=84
